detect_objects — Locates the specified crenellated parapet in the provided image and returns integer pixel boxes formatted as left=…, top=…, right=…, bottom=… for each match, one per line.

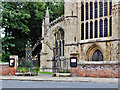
left=49, top=15, right=64, bottom=28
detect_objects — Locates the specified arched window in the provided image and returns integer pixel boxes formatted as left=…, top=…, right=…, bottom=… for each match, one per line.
left=104, top=18, right=108, bottom=37
left=86, top=22, right=88, bottom=39
left=109, top=17, right=112, bottom=36
left=81, top=2, right=84, bottom=21
left=62, top=40, right=64, bottom=56
left=81, top=23, right=84, bottom=40
left=90, top=2, right=93, bottom=19
left=55, top=40, right=58, bottom=55
left=90, top=21, right=93, bottom=39
left=104, top=1, right=108, bottom=16
left=59, top=40, right=61, bottom=56
left=57, top=31, right=60, bottom=40
left=92, top=50, right=103, bottom=61
left=55, top=29, right=64, bottom=56
left=99, top=19, right=103, bottom=37
left=86, top=2, right=88, bottom=20
left=94, top=1, right=98, bottom=18
left=95, top=20, right=98, bottom=38
left=99, top=2, right=103, bottom=17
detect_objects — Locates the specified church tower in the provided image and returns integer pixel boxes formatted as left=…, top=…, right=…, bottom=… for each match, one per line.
left=111, top=1, right=120, bottom=61
left=64, top=0, right=79, bottom=58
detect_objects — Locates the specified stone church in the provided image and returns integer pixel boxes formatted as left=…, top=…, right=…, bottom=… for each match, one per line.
left=39, top=0, right=120, bottom=77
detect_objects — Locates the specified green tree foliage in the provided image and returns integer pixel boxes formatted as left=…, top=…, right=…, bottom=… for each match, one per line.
left=45, top=2, right=64, bottom=21
left=2, top=2, right=64, bottom=62
left=0, top=32, right=2, bottom=61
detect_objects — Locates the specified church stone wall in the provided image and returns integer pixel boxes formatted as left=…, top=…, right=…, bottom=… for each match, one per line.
left=40, top=0, right=120, bottom=75
left=78, top=40, right=119, bottom=62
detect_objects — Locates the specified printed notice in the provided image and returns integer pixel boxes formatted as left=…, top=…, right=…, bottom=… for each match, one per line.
left=71, top=59, right=76, bottom=62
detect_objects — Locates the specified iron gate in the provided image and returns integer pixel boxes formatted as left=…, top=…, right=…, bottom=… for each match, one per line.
left=52, top=49, right=69, bottom=74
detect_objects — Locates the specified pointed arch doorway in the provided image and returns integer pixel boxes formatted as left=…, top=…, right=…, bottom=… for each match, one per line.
left=92, top=50, right=103, bottom=61
left=53, top=27, right=65, bottom=73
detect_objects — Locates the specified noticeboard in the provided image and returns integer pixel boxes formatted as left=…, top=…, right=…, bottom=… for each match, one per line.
left=70, top=57, right=77, bottom=67
left=9, top=58, right=15, bottom=67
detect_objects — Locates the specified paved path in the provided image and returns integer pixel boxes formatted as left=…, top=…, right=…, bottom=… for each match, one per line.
left=1, top=80, right=118, bottom=88
left=0, top=73, right=118, bottom=83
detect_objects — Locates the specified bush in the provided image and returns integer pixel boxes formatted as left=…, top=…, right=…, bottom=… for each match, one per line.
left=22, top=69, right=27, bottom=73
left=59, top=69, right=70, bottom=73
left=82, top=64, right=86, bottom=67
left=2, top=51, right=10, bottom=62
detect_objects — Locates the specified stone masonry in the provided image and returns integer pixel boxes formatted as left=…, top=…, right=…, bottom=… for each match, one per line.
left=39, top=0, right=120, bottom=78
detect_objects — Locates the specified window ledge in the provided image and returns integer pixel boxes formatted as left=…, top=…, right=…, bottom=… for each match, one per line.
left=79, top=37, right=120, bottom=44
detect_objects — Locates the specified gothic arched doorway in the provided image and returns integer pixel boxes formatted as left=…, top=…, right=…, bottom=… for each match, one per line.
left=92, top=50, right=103, bottom=61
left=53, top=28, right=65, bottom=73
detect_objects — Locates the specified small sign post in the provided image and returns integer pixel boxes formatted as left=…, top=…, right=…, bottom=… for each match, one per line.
left=9, top=58, right=15, bottom=67
left=70, top=57, right=77, bottom=67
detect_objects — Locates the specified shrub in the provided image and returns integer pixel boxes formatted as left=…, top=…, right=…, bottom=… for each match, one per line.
left=59, top=69, right=70, bottom=73
left=82, top=64, right=86, bottom=67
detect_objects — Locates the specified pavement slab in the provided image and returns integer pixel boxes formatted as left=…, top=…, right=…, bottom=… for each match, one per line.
left=0, top=75, right=118, bottom=83
left=0, top=73, right=118, bottom=83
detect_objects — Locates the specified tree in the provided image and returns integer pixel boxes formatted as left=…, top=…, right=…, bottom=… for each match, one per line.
left=2, top=2, right=64, bottom=62
left=2, top=2, right=31, bottom=61
left=45, top=2, right=64, bottom=21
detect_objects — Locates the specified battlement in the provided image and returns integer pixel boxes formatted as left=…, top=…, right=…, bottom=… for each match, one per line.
left=49, top=15, right=64, bottom=27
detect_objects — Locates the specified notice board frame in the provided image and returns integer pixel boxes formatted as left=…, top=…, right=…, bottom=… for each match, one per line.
left=70, top=57, right=77, bottom=67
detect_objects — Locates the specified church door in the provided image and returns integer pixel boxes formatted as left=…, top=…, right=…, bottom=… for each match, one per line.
left=92, top=50, right=103, bottom=61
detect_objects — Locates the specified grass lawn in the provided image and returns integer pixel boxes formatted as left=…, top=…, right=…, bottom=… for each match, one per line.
left=18, top=67, right=53, bottom=74
left=0, top=60, right=5, bottom=63
left=38, top=71, right=52, bottom=74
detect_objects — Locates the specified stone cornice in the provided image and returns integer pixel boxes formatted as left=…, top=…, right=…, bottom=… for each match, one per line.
left=78, top=61, right=120, bottom=64
left=65, top=38, right=120, bottom=46
left=65, top=43, right=78, bottom=46
left=65, top=16, right=77, bottom=18
left=79, top=38, right=120, bottom=44
left=0, top=62, right=9, bottom=65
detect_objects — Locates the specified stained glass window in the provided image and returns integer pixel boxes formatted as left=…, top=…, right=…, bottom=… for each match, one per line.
left=99, top=2, right=103, bottom=17
left=99, top=19, right=103, bottom=37
left=95, top=2, right=98, bottom=18
left=92, top=50, right=103, bottom=61
left=104, top=18, right=108, bottom=37
left=81, top=2, right=84, bottom=21
left=81, top=23, right=84, bottom=40
left=55, top=29, right=64, bottom=56
left=95, top=20, right=98, bottom=38
left=109, top=17, right=112, bottom=36
left=62, top=40, right=64, bottom=56
left=90, top=22, right=93, bottom=39
left=59, top=41, right=61, bottom=56
left=104, top=1, right=108, bottom=16
left=109, top=0, right=112, bottom=15
left=86, top=3, right=88, bottom=20
left=55, top=41, right=58, bottom=55
left=90, top=2, right=93, bottom=19
left=86, top=22, right=88, bottom=39
left=80, top=0, right=112, bottom=39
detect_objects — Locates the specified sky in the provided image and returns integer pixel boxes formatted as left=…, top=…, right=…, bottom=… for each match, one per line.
left=0, top=28, right=5, bottom=38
